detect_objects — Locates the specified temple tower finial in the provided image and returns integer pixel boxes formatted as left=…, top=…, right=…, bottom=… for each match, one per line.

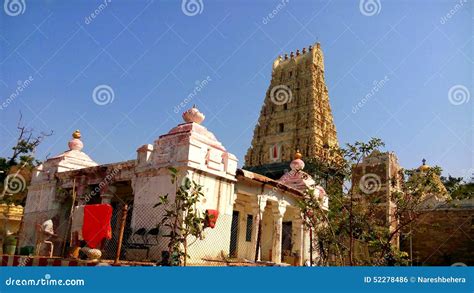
left=68, top=130, right=83, bottom=151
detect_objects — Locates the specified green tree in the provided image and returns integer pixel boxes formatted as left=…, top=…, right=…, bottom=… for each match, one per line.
left=299, top=138, right=448, bottom=266
left=441, top=175, right=474, bottom=200
left=299, top=138, right=386, bottom=265
left=154, top=167, right=206, bottom=266
left=0, top=114, right=52, bottom=205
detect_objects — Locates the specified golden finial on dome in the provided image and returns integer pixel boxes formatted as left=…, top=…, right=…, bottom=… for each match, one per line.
left=419, top=158, right=430, bottom=171
left=294, top=150, right=302, bottom=160
left=72, top=130, right=81, bottom=139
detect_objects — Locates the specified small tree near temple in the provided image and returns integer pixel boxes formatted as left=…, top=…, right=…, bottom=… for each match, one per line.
left=154, top=167, right=206, bottom=266
left=440, top=175, right=474, bottom=200
left=299, top=138, right=386, bottom=265
left=1, top=114, right=53, bottom=205
left=299, top=138, right=450, bottom=266
left=298, top=187, right=344, bottom=266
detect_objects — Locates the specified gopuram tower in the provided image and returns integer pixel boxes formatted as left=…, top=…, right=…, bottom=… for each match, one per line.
left=244, top=43, right=339, bottom=180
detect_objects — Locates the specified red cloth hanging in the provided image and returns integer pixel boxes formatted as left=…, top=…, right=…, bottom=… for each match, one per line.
left=82, top=204, right=112, bottom=249
left=205, top=209, right=219, bottom=228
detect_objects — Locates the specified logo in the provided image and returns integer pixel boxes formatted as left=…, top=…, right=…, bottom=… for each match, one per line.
left=92, top=84, right=115, bottom=106
left=270, top=85, right=293, bottom=105
left=4, top=0, right=26, bottom=16
left=448, top=84, right=470, bottom=106
left=3, top=174, right=26, bottom=194
left=181, top=0, right=204, bottom=16
left=359, top=173, right=381, bottom=194
left=359, top=0, right=381, bottom=16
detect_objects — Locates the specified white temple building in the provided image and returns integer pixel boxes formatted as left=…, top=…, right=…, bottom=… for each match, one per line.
left=20, top=106, right=327, bottom=266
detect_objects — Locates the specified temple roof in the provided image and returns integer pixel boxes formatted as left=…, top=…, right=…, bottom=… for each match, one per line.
left=32, top=130, right=98, bottom=183
left=158, top=106, right=227, bottom=152
left=50, top=130, right=97, bottom=169
left=152, top=106, right=237, bottom=181
left=276, top=152, right=328, bottom=209
left=236, top=169, right=303, bottom=197
left=161, top=122, right=227, bottom=152
left=410, top=159, right=450, bottom=206
left=278, top=151, right=319, bottom=192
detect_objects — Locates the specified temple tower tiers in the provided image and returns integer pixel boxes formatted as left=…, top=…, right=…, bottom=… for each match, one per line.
left=244, top=43, right=339, bottom=179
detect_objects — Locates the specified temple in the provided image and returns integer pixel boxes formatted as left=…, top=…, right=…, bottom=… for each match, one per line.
left=245, top=43, right=339, bottom=179
left=18, top=106, right=327, bottom=266
left=6, top=42, right=471, bottom=267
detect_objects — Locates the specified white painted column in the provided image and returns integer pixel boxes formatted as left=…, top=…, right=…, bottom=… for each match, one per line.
left=293, top=217, right=305, bottom=266
left=271, top=203, right=286, bottom=264
left=251, top=195, right=267, bottom=261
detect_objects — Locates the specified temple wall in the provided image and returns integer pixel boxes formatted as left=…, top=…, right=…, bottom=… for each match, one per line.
left=16, top=107, right=315, bottom=266
left=24, top=182, right=58, bottom=213
left=131, top=171, right=175, bottom=230
left=186, top=213, right=233, bottom=265
left=129, top=165, right=236, bottom=263
left=236, top=211, right=255, bottom=260
left=401, top=204, right=474, bottom=266
left=21, top=181, right=61, bottom=248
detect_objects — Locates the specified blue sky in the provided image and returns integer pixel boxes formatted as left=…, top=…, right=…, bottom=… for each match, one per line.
left=0, top=0, right=472, bottom=178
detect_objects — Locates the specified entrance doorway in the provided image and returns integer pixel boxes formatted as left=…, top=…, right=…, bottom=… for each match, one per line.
left=282, top=221, right=292, bottom=260
left=229, top=211, right=239, bottom=258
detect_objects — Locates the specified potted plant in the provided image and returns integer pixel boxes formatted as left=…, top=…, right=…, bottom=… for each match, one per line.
left=3, top=235, right=17, bottom=255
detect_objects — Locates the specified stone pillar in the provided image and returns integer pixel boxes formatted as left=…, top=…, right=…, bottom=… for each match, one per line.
left=101, top=186, right=115, bottom=204
left=271, top=203, right=286, bottom=263
left=75, top=176, right=88, bottom=205
left=303, top=224, right=311, bottom=265
left=251, top=195, right=267, bottom=261
left=293, top=217, right=304, bottom=266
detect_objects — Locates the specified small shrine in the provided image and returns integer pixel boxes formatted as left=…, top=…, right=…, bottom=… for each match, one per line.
left=16, top=106, right=319, bottom=265
left=278, top=151, right=328, bottom=210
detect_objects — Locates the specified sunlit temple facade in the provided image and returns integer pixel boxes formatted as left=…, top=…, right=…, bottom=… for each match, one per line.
left=19, top=105, right=327, bottom=266
left=10, top=42, right=473, bottom=267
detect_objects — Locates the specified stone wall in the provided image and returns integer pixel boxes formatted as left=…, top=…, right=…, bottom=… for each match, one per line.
left=401, top=207, right=473, bottom=266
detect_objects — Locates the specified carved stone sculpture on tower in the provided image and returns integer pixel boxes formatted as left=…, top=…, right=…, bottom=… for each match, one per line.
left=244, top=42, right=339, bottom=179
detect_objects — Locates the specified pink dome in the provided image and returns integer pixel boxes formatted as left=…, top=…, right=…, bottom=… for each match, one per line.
left=68, top=130, right=83, bottom=151
left=68, top=139, right=83, bottom=151
left=290, top=158, right=305, bottom=171
left=182, top=105, right=205, bottom=124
